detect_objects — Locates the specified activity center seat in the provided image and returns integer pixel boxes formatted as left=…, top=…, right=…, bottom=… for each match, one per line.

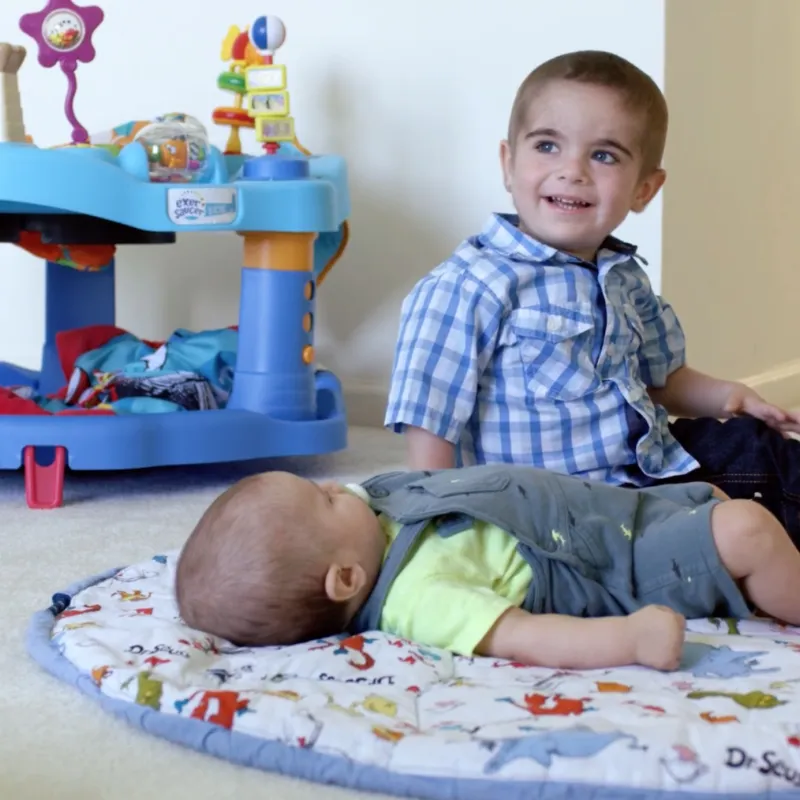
left=0, top=0, right=350, bottom=508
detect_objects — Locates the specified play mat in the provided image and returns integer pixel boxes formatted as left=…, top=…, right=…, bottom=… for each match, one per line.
left=28, top=553, right=800, bottom=799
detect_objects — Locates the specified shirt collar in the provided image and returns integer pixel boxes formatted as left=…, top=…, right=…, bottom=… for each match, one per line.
left=476, top=212, right=645, bottom=269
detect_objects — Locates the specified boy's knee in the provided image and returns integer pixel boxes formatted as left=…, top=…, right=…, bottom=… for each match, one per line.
left=713, top=499, right=781, bottom=555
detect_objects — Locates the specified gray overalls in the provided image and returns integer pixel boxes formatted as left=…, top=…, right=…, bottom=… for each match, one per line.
left=350, top=465, right=750, bottom=634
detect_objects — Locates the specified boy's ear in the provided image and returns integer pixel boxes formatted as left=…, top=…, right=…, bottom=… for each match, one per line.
left=499, top=139, right=513, bottom=192
left=324, top=563, right=368, bottom=603
left=631, top=168, right=666, bottom=213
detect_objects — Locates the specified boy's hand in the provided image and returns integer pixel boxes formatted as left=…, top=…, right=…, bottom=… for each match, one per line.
left=723, top=383, right=800, bottom=435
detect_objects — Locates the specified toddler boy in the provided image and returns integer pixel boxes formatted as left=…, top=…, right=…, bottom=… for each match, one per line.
left=176, top=465, right=800, bottom=671
left=384, top=50, right=800, bottom=544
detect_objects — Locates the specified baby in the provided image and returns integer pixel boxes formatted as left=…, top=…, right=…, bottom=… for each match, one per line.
left=176, top=465, right=800, bottom=671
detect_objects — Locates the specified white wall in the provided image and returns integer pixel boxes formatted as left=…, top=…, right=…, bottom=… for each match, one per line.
left=0, top=0, right=664, bottom=419
left=663, top=0, right=800, bottom=407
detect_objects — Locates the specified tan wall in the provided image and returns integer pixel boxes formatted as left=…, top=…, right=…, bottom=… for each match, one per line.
left=663, top=0, right=800, bottom=401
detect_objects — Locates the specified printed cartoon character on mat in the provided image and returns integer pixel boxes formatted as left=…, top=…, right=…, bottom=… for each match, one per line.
left=121, top=671, right=163, bottom=710
left=62, top=620, right=99, bottom=631
left=334, top=634, right=377, bottom=671
left=479, top=726, right=641, bottom=772
left=680, top=642, right=779, bottom=679
left=206, top=664, right=254, bottom=685
left=623, top=700, right=667, bottom=717
left=399, top=646, right=442, bottom=667
left=59, top=603, right=101, bottom=618
left=113, top=566, right=158, bottom=583
left=497, top=692, right=594, bottom=717
left=178, top=635, right=219, bottom=655
left=709, top=617, right=741, bottom=635
left=660, top=744, right=709, bottom=785
left=174, top=690, right=251, bottom=729
left=280, top=712, right=323, bottom=750
left=112, top=589, right=151, bottom=602
left=699, top=711, right=739, bottom=724
left=91, top=665, right=112, bottom=686
left=687, top=689, right=786, bottom=710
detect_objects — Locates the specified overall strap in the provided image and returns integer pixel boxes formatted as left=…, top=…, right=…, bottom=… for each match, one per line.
left=349, top=519, right=429, bottom=634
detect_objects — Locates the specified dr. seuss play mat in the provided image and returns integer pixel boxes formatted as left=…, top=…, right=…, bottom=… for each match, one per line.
left=27, top=553, right=800, bottom=799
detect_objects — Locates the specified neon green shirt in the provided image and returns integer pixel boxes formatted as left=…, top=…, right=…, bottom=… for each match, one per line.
left=377, top=514, right=533, bottom=656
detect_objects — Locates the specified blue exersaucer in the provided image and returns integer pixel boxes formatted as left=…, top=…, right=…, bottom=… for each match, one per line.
left=0, top=10, right=351, bottom=509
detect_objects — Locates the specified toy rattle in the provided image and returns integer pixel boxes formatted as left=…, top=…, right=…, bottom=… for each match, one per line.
left=19, top=0, right=104, bottom=144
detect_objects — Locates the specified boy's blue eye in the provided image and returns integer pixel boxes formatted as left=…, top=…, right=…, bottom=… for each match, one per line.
left=592, top=150, right=618, bottom=165
left=534, top=140, right=557, bottom=154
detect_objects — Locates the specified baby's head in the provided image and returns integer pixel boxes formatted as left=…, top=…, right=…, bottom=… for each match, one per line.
left=500, top=50, right=668, bottom=261
left=175, top=471, right=385, bottom=647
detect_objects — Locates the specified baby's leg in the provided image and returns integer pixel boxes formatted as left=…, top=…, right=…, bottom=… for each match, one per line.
left=713, top=499, right=800, bottom=625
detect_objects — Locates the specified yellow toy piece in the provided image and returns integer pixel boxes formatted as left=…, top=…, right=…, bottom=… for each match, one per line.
left=246, top=90, right=289, bottom=116
left=245, top=63, right=286, bottom=91
left=255, top=117, right=294, bottom=142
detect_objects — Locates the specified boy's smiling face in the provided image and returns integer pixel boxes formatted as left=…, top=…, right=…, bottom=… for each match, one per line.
left=500, top=79, right=665, bottom=262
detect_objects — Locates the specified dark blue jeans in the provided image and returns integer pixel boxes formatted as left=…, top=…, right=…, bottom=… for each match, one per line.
left=658, top=416, right=800, bottom=549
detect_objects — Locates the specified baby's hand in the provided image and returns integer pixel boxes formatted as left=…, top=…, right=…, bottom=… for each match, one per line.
left=629, top=605, right=685, bottom=671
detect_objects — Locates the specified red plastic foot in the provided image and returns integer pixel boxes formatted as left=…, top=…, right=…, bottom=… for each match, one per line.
left=23, top=446, right=66, bottom=509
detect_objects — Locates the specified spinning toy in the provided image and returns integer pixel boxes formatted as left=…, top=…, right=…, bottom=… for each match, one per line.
left=0, top=3, right=351, bottom=508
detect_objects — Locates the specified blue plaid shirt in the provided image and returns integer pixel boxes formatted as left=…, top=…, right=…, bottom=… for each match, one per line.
left=385, top=213, right=699, bottom=485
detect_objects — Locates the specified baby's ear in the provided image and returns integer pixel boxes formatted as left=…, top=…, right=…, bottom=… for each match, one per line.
left=324, top=563, right=367, bottom=603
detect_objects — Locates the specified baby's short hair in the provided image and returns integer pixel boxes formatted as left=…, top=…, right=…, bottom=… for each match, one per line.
left=175, top=473, right=351, bottom=647
left=508, top=50, right=668, bottom=173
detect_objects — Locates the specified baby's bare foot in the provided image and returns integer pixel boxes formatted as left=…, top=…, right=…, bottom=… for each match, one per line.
left=630, top=605, right=685, bottom=671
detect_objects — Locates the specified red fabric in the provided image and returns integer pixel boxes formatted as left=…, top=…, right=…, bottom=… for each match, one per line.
left=0, top=389, right=50, bottom=415
left=55, top=325, right=165, bottom=382
left=0, top=323, right=239, bottom=416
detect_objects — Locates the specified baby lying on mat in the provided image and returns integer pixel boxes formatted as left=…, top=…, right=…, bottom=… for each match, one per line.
left=175, top=464, right=800, bottom=671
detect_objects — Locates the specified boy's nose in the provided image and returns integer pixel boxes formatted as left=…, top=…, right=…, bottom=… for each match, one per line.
left=558, top=158, right=589, bottom=184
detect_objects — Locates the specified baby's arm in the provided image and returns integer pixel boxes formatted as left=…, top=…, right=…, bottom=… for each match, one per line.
left=385, top=271, right=504, bottom=470
left=476, top=605, right=685, bottom=671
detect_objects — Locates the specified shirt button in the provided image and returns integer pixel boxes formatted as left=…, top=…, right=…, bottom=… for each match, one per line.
left=546, top=317, right=562, bottom=334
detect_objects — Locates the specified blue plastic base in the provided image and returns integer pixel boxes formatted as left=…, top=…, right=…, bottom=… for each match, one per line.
left=0, top=369, right=346, bottom=471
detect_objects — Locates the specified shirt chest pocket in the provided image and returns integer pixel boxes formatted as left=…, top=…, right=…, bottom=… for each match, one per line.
left=507, top=304, right=598, bottom=401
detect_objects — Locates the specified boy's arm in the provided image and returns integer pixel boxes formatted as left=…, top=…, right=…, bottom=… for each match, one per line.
left=406, top=426, right=455, bottom=469
left=650, top=366, right=800, bottom=432
left=476, top=606, right=685, bottom=671
left=647, top=365, right=736, bottom=418
left=384, top=271, right=504, bottom=469
left=631, top=277, right=800, bottom=431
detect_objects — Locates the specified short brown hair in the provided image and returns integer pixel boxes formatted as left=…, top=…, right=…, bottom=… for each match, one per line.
left=507, top=50, right=668, bottom=172
left=175, top=474, right=350, bottom=646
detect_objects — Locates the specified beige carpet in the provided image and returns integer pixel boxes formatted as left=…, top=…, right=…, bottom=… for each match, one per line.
left=2, top=426, right=406, bottom=800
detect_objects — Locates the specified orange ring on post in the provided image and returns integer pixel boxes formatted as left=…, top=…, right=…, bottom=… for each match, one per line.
left=212, top=107, right=253, bottom=127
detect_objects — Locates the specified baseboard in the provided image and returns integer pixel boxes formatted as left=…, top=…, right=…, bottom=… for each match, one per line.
left=343, top=378, right=388, bottom=428
left=741, top=358, right=800, bottom=410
